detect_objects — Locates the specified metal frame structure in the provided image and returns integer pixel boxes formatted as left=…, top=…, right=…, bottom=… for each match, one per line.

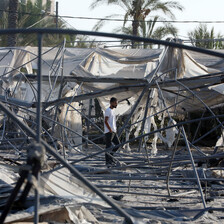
left=0, top=28, right=224, bottom=223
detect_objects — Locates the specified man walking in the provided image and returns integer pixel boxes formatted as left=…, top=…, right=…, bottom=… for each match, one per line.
left=104, top=97, right=120, bottom=167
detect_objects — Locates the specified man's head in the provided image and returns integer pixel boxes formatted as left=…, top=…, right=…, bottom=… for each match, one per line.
left=110, top=97, right=118, bottom=108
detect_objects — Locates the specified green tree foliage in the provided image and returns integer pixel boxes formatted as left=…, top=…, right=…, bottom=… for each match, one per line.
left=0, top=0, right=95, bottom=47
left=17, top=0, right=76, bottom=47
left=0, top=0, right=8, bottom=46
left=91, top=0, right=183, bottom=47
left=188, top=24, right=224, bottom=49
left=8, top=0, right=19, bottom=46
left=115, top=16, right=177, bottom=48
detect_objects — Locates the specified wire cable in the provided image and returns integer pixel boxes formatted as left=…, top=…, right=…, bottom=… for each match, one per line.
left=2, top=9, right=224, bottom=24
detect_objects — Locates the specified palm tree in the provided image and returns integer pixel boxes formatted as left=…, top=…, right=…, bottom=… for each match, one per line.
left=188, top=24, right=224, bottom=49
left=140, top=16, right=177, bottom=48
left=12, top=0, right=77, bottom=47
left=7, top=0, right=19, bottom=47
left=0, top=0, right=9, bottom=46
left=0, top=0, right=9, bottom=18
left=18, top=0, right=96, bottom=48
left=0, top=0, right=81, bottom=47
left=90, top=0, right=183, bottom=39
left=114, top=16, right=177, bottom=48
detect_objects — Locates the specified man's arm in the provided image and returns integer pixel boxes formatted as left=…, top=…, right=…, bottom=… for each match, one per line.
left=105, top=116, right=112, bottom=133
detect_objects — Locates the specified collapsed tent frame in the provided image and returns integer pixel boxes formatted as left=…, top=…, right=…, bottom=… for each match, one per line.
left=0, top=28, right=224, bottom=223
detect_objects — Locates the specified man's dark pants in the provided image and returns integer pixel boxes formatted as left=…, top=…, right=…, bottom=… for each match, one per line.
left=105, top=132, right=120, bottom=163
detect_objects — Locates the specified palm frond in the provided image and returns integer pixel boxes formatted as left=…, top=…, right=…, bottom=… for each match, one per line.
left=92, top=14, right=121, bottom=31
left=123, top=10, right=131, bottom=27
left=148, top=1, right=183, bottom=19
left=113, top=26, right=132, bottom=35
left=188, top=23, right=224, bottom=49
left=90, top=0, right=120, bottom=9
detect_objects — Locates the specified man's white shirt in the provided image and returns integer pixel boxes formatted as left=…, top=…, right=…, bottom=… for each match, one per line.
left=104, top=107, right=117, bottom=133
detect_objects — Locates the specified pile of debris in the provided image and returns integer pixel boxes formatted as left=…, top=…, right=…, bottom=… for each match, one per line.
left=0, top=39, right=224, bottom=223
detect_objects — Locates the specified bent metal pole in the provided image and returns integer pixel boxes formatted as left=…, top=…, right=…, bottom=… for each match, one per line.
left=0, top=100, right=134, bottom=224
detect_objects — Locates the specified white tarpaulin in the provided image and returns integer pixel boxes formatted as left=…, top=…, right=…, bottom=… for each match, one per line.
left=0, top=46, right=224, bottom=153
left=71, top=46, right=224, bottom=153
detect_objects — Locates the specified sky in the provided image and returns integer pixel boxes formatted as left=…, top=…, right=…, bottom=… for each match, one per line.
left=56, top=0, right=224, bottom=43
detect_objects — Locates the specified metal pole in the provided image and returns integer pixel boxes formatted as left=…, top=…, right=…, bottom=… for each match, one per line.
left=138, top=90, right=150, bottom=152
left=182, top=127, right=207, bottom=209
left=192, top=110, right=206, bottom=142
left=177, top=79, right=224, bottom=152
left=1, top=28, right=224, bottom=59
left=166, top=128, right=181, bottom=196
left=118, top=85, right=148, bottom=137
left=56, top=2, right=59, bottom=29
left=51, top=41, right=66, bottom=136
left=34, top=32, right=42, bottom=224
left=86, top=98, right=93, bottom=149
left=36, top=33, right=42, bottom=143
left=0, top=171, right=28, bottom=223
left=144, top=46, right=169, bottom=80
left=177, top=80, right=224, bottom=130
left=69, top=114, right=224, bottom=166
left=0, top=101, right=134, bottom=224
left=51, top=79, right=65, bottom=136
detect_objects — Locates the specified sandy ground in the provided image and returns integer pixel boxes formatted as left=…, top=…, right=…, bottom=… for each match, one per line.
left=1, top=144, right=224, bottom=223
left=64, top=144, right=224, bottom=223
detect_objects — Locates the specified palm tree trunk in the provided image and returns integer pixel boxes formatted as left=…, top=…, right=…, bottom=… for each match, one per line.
left=131, top=19, right=139, bottom=48
left=7, top=0, right=18, bottom=47
left=132, top=20, right=139, bottom=36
